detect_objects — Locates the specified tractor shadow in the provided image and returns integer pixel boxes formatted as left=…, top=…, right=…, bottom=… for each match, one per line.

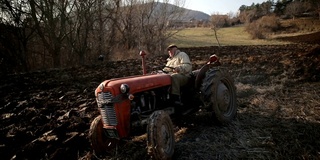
left=172, top=109, right=320, bottom=159
left=89, top=102, right=320, bottom=160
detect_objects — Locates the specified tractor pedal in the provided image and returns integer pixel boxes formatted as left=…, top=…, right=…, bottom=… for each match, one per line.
left=181, top=108, right=195, bottom=116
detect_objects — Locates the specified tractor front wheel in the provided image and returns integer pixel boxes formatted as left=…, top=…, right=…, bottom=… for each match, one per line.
left=147, top=110, right=175, bottom=160
left=89, top=115, right=118, bottom=156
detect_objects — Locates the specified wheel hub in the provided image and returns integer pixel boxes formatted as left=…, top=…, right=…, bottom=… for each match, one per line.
left=217, top=82, right=230, bottom=112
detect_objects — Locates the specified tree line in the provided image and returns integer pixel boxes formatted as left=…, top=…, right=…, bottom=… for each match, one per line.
left=210, top=0, right=320, bottom=39
left=0, top=0, right=186, bottom=73
left=239, top=0, right=320, bottom=39
left=211, top=0, right=320, bottom=28
left=239, top=0, right=320, bottom=22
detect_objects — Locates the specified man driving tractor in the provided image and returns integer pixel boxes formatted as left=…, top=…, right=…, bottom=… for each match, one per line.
left=163, top=44, right=192, bottom=105
left=90, top=43, right=237, bottom=159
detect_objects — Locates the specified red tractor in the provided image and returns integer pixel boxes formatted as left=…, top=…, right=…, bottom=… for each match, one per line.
left=89, top=51, right=237, bottom=159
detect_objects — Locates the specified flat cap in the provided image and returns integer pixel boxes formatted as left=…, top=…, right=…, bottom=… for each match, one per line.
left=166, top=44, right=177, bottom=51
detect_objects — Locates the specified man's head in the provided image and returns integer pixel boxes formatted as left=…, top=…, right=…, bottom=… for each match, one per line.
left=166, top=44, right=178, bottom=58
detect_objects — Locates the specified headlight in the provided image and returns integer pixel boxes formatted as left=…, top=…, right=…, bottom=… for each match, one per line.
left=99, top=83, right=104, bottom=91
left=120, top=84, right=130, bottom=94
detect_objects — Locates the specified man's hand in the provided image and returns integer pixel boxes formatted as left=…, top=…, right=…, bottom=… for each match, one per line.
left=174, top=67, right=180, bottom=73
left=161, top=69, right=169, bottom=74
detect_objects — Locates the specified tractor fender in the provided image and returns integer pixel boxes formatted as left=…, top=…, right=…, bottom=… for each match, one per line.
left=194, top=64, right=210, bottom=89
left=194, top=61, right=222, bottom=89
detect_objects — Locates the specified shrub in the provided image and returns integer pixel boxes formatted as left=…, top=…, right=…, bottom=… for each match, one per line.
left=245, top=15, right=281, bottom=39
left=246, top=21, right=266, bottom=39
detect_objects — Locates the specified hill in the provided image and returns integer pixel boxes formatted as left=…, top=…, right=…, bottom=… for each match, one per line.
left=154, top=2, right=210, bottom=21
left=184, top=9, right=210, bottom=21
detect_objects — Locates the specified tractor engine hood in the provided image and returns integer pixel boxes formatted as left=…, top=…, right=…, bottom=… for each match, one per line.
left=95, top=74, right=171, bottom=96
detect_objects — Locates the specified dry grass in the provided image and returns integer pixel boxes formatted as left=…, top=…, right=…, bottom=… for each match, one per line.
left=169, top=17, right=320, bottom=48
left=168, top=26, right=290, bottom=47
left=280, top=17, right=320, bottom=32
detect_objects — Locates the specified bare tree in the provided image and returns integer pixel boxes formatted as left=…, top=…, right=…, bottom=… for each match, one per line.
left=239, top=8, right=259, bottom=23
left=317, top=2, right=320, bottom=20
left=29, top=0, right=73, bottom=68
left=115, top=0, right=186, bottom=54
left=87, top=0, right=122, bottom=59
left=147, top=0, right=186, bottom=53
left=104, top=0, right=121, bottom=56
left=117, top=0, right=140, bottom=49
left=110, top=0, right=186, bottom=59
left=285, top=1, right=304, bottom=20
left=260, top=1, right=273, bottom=16
left=0, top=0, right=34, bottom=72
left=210, top=14, right=227, bottom=47
left=137, top=0, right=186, bottom=53
left=1, top=0, right=189, bottom=71
left=97, top=0, right=105, bottom=56
left=211, top=14, right=229, bottom=28
left=65, top=0, right=98, bottom=65
left=308, top=0, right=320, bottom=20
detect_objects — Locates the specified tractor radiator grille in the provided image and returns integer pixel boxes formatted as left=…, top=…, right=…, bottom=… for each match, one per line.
left=97, top=92, right=118, bottom=126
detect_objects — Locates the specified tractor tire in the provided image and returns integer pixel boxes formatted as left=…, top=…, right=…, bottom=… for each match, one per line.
left=201, top=68, right=237, bottom=124
left=89, top=115, right=118, bottom=156
left=147, top=110, right=175, bottom=160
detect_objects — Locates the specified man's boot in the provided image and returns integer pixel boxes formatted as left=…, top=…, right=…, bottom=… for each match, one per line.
left=170, top=94, right=184, bottom=115
left=170, top=94, right=183, bottom=106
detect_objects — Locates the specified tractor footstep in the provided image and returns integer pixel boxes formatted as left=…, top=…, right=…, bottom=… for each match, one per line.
left=181, top=108, right=195, bottom=116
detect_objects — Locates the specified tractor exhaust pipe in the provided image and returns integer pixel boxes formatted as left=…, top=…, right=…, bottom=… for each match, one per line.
left=139, top=50, right=147, bottom=75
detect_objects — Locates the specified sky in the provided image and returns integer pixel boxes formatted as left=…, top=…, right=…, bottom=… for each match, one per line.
left=172, top=0, right=268, bottom=15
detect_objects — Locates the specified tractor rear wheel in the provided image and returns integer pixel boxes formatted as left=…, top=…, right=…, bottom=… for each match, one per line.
left=201, top=69, right=237, bottom=124
left=147, top=110, right=175, bottom=160
left=89, top=115, right=118, bottom=156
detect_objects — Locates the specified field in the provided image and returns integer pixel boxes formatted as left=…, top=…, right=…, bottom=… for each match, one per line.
left=168, top=26, right=291, bottom=47
left=1, top=26, right=320, bottom=159
left=169, top=17, right=320, bottom=47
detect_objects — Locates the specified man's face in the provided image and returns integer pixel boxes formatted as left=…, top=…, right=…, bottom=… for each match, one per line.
left=168, top=47, right=176, bottom=57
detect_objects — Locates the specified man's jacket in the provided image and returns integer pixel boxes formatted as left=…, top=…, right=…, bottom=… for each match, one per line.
left=163, top=50, right=192, bottom=76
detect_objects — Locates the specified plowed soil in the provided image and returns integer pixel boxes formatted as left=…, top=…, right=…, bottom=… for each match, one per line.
left=1, top=32, right=320, bottom=159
